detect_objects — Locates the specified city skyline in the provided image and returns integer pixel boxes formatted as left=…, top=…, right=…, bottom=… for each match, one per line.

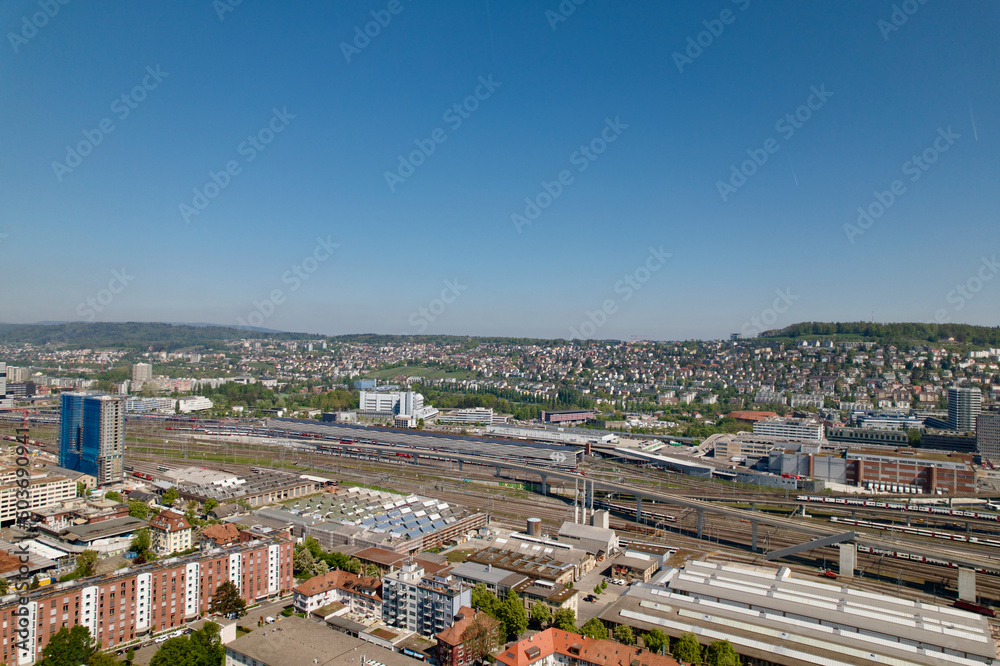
left=1, top=2, right=998, bottom=340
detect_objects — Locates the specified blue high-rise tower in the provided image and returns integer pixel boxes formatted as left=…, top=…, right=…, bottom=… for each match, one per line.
left=59, top=392, right=124, bottom=485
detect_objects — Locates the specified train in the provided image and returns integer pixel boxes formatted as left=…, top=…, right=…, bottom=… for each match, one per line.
left=853, top=542, right=1000, bottom=576
left=594, top=499, right=677, bottom=523
left=133, top=472, right=154, bottom=480
left=829, top=516, right=1000, bottom=548
left=954, top=599, right=996, bottom=617
left=796, top=495, right=1000, bottom=523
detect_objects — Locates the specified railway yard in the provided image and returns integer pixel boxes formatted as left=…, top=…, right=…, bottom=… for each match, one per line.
left=6, top=415, right=1000, bottom=613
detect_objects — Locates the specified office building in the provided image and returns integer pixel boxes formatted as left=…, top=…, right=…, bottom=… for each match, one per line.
left=752, top=417, right=824, bottom=441
left=978, top=413, right=1000, bottom=463
left=826, top=426, right=908, bottom=448
left=948, top=387, right=982, bottom=431
left=381, top=561, right=471, bottom=637
left=131, top=362, right=153, bottom=383
left=0, top=536, right=293, bottom=663
left=0, top=362, right=10, bottom=408
left=0, top=467, right=76, bottom=527
left=176, top=396, right=213, bottom=413
left=358, top=389, right=438, bottom=420
left=59, top=393, right=125, bottom=486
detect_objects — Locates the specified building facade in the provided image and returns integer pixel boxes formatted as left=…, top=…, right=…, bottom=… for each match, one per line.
left=292, top=570, right=382, bottom=619
left=0, top=537, right=293, bottom=664
left=977, top=413, right=1000, bottom=463
left=948, top=387, right=982, bottom=431
left=381, top=562, right=471, bottom=637
left=0, top=464, right=77, bottom=527
left=149, top=510, right=194, bottom=555
left=131, top=363, right=153, bottom=383
left=0, top=362, right=10, bottom=408
left=59, top=393, right=125, bottom=486
left=752, top=418, right=824, bottom=441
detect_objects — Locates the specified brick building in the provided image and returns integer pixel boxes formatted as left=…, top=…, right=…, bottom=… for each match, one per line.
left=0, top=536, right=293, bottom=664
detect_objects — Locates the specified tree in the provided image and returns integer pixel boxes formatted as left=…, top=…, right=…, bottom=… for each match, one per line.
left=672, top=632, right=702, bottom=662
left=0, top=577, right=8, bottom=595
left=613, top=624, right=635, bottom=645
left=497, top=591, right=528, bottom=641
left=580, top=617, right=607, bottom=640
left=128, top=500, right=150, bottom=520
left=76, top=481, right=87, bottom=497
left=130, top=528, right=151, bottom=557
left=640, top=628, right=668, bottom=655
left=162, top=487, right=179, bottom=505
left=124, top=648, right=135, bottom=666
left=209, top=580, right=246, bottom=618
left=313, top=559, right=330, bottom=576
left=529, top=601, right=551, bottom=628
left=105, top=491, right=122, bottom=502
left=705, top=639, right=741, bottom=666
left=75, top=550, right=99, bottom=578
left=365, top=563, right=380, bottom=578
left=553, top=607, right=577, bottom=632
left=345, top=557, right=362, bottom=574
left=471, top=583, right=500, bottom=618
left=461, top=613, right=499, bottom=665
left=37, top=626, right=106, bottom=666
left=204, top=498, right=219, bottom=513
left=294, top=547, right=316, bottom=578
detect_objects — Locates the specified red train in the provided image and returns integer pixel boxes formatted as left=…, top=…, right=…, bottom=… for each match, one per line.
left=132, top=472, right=154, bottom=481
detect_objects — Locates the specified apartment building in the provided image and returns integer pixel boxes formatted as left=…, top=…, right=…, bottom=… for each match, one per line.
left=149, top=510, right=194, bottom=556
left=292, top=570, right=382, bottom=619
left=0, top=536, right=293, bottom=664
left=381, top=561, right=471, bottom=637
left=948, top=386, right=982, bottom=431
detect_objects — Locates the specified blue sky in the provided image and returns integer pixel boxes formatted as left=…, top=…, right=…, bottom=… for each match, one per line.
left=1, top=1, right=998, bottom=340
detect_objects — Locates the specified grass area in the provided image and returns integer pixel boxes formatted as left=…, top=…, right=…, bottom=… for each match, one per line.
left=363, top=365, right=475, bottom=381
left=445, top=549, right=473, bottom=563
left=236, top=626, right=252, bottom=638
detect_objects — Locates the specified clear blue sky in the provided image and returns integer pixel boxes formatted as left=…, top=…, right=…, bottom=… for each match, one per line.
left=1, top=1, right=998, bottom=340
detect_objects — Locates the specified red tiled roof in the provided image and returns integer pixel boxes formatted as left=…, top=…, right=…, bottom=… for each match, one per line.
left=435, top=606, right=498, bottom=648
left=201, top=522, right=240, bottom=545
left=293, top=570, right=381, bottom=601
left=495, top=628, right=681, bottom=666
left=729, top=410, right=780, bottom=422
left=149, top=510, right=191, bottom=533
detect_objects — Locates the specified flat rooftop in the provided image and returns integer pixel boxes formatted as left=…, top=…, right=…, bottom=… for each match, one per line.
left=226, top=616, right=415, bottom=666
left=599, top=559, right=995, bottom=666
